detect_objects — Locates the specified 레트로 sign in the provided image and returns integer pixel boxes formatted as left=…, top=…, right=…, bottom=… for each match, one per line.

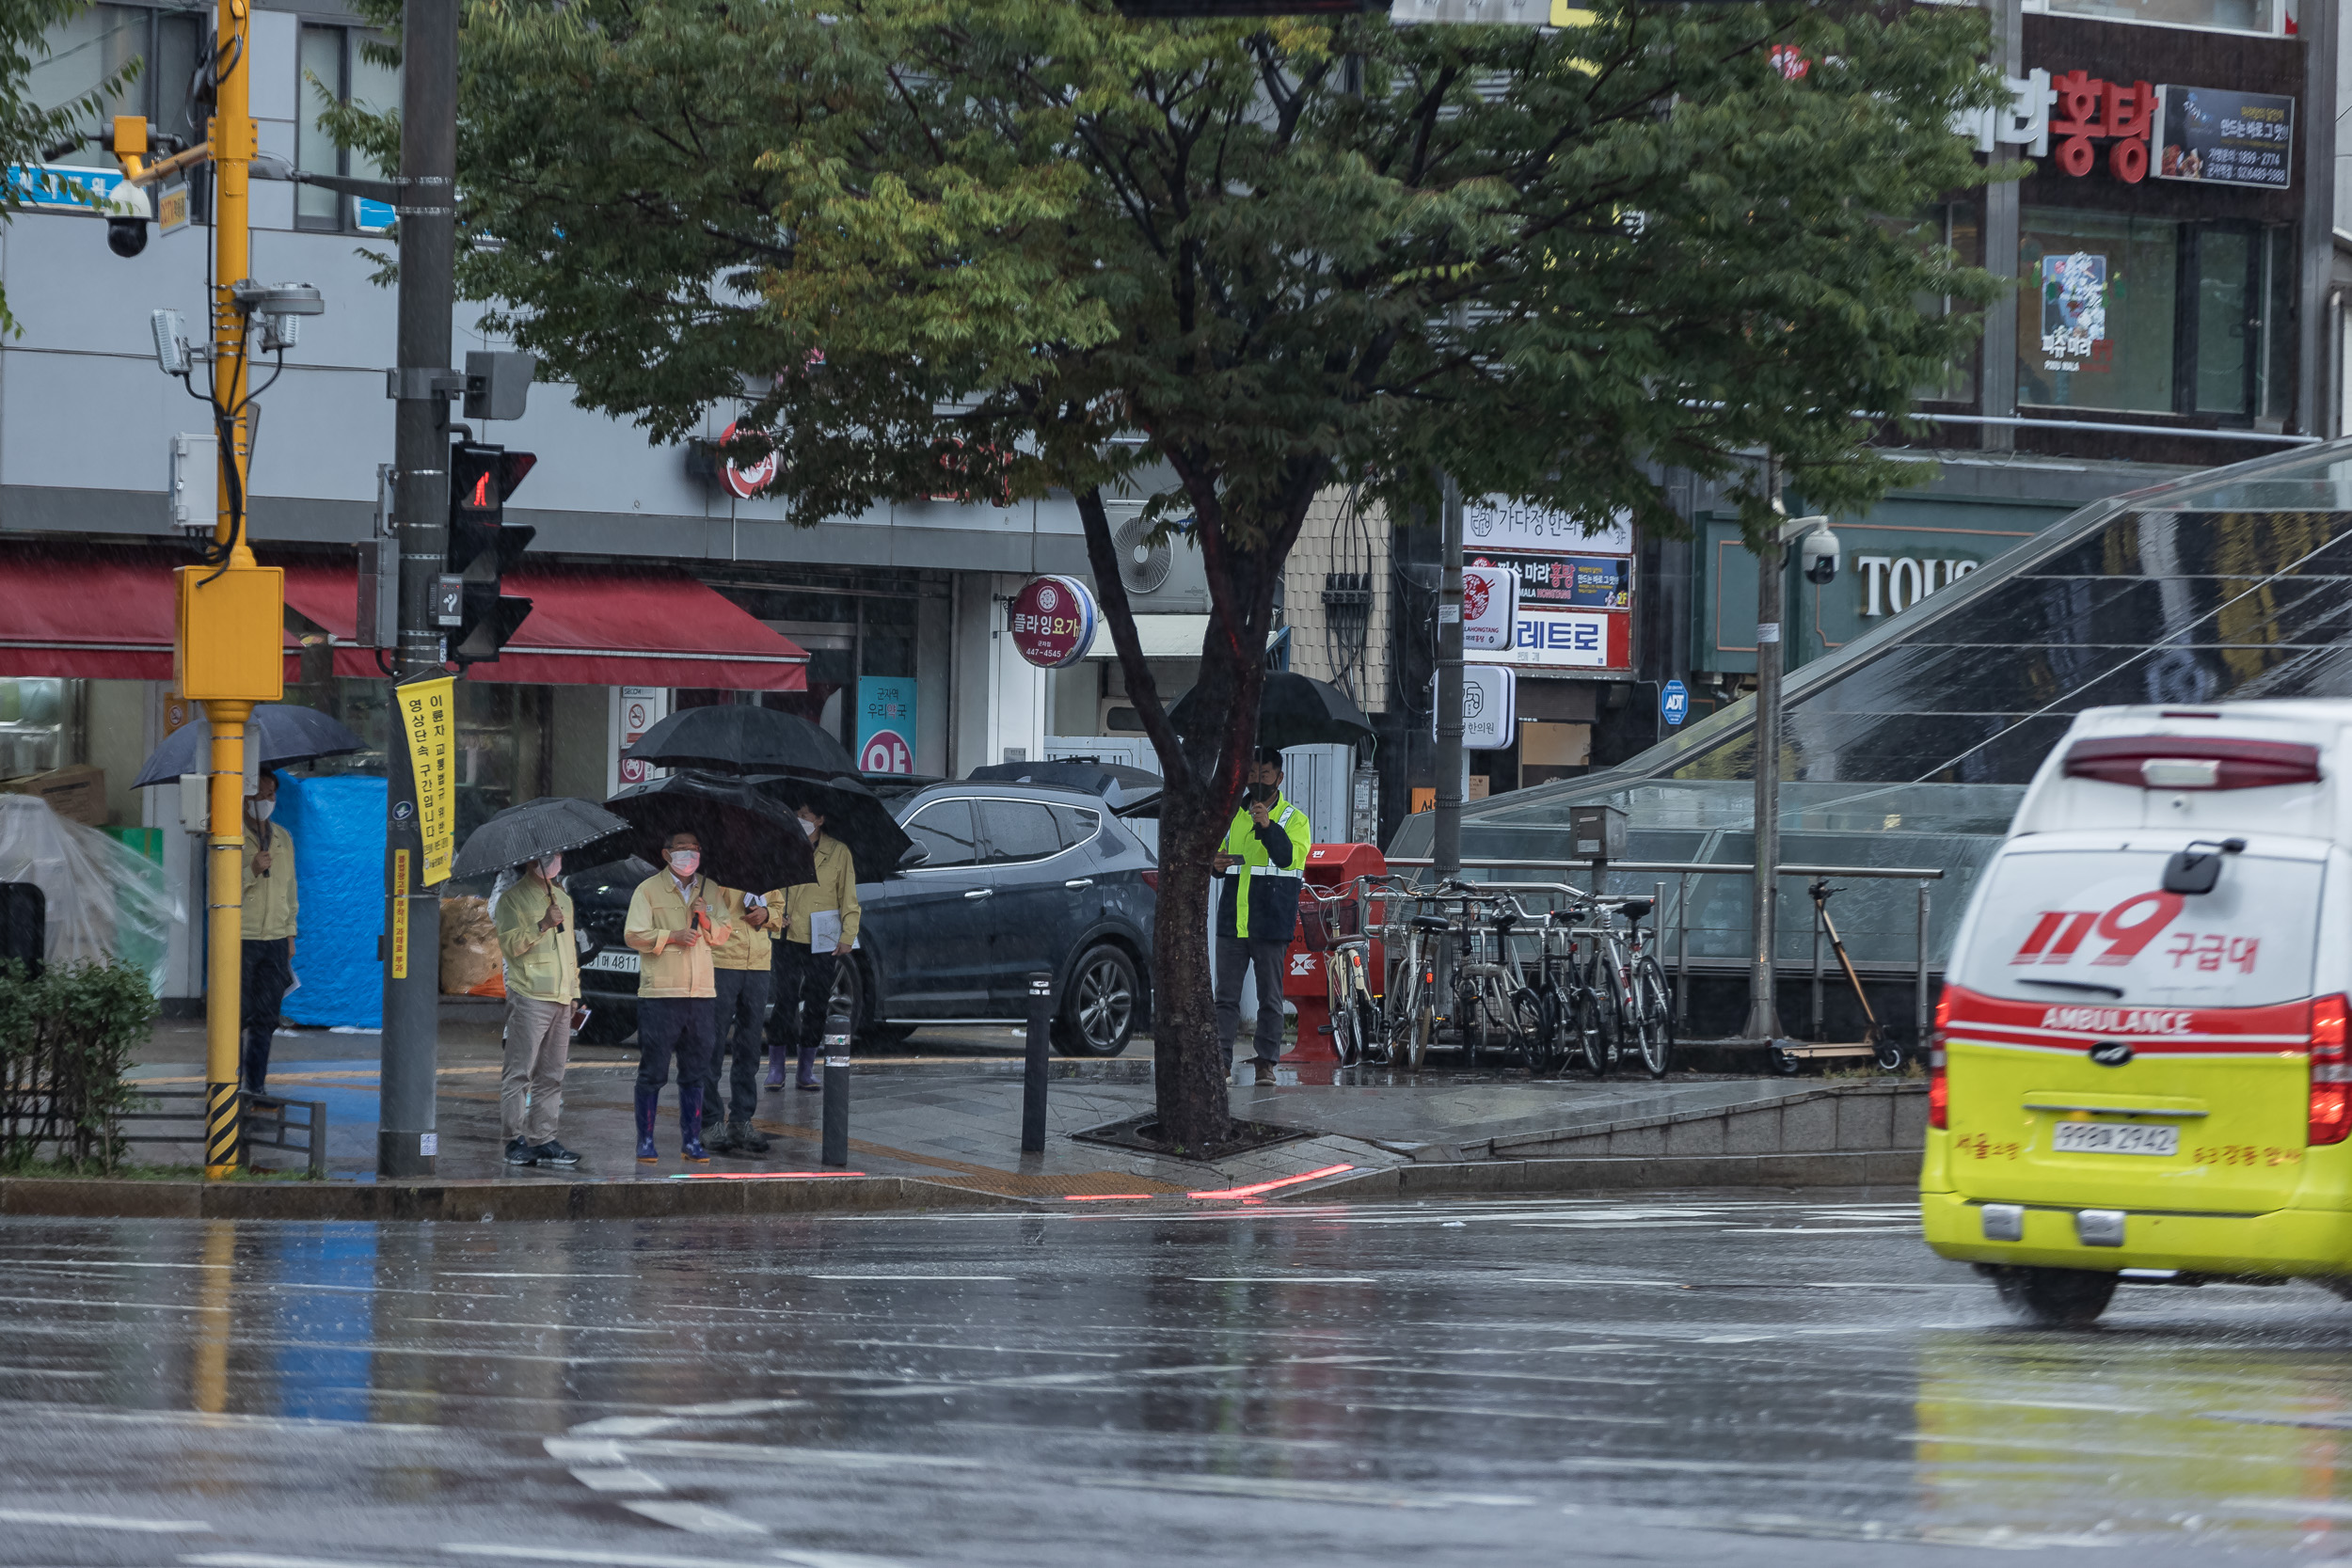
left=2155, top=85, right=2295, bottom=190
left=1460, top=564, right=1518, bottom=651
left=856, top=676, right=917, bottom=775
left=1009, top=576, right=1097, bottom=668
left=396, top=675, right=457, bottom=886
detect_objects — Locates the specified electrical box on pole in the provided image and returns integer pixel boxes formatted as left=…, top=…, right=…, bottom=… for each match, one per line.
left=445, top=442, right=537, bottom=665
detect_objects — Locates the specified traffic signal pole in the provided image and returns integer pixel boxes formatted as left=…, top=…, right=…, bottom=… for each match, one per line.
left=379, top=0, right=460, bottom=1179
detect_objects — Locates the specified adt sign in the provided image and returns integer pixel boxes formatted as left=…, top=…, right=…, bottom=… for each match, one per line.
left=1661, top=678, right=1691, bottom=728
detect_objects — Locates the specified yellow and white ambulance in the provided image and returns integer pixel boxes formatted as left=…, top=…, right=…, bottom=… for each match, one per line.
left=1922, top=700, right=2352, bottom=1323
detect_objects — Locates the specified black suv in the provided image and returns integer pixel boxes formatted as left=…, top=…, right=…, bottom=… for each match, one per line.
left=570, top=782, right=1155, bottom=1055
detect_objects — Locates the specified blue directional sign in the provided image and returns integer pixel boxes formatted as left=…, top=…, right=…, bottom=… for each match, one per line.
left=1661, top=678, right=1690, bottom=727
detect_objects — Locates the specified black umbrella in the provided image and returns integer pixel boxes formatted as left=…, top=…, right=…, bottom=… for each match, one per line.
left=131, top=703, right=367, bottom=787
left=753, top=773, right=914, bottom=883
left=605, top=771, right=817, bottom=892
left=622, top=705, right=857, bottom=780
left=966, top=758, right=1162, bottom=806
left=451, top=797, right=632, bottom=880
left=1168, top=671, right=1374, bottom=752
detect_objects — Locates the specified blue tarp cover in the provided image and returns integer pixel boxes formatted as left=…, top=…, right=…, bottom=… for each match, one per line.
left=276, top=773, right=385, bottom=1028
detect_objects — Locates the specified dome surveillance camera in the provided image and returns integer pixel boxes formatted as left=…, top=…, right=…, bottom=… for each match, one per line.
left=106, top=215, right=149, bottom=257
left=1801, top=527, right=1840, bottom=586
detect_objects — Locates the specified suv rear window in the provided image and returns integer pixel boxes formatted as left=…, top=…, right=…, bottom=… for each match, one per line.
left=1050, top=804, right=1101, bottom=850
left=980, top=800, right=1061, bottom=865
left=1953, top=846, right=2322, bottom=1008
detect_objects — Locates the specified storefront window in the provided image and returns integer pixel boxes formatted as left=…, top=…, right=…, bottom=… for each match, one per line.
left=277, top=677, right=547, bottom=840
left=2033, top=0, right=2283, bottom=35
left=2018, top=208, right=2286, bottom=425
left=0, top=678, right=83, bottom=780
left=1917, top=202, right=1979, bottom=404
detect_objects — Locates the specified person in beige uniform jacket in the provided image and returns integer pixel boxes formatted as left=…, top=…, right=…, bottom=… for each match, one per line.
left=623, top=832, right=733, bottom=1163
left=768, top=804, right=861, bottom=1091
left=493, top=853, right=580, bottom=1168
left=703, top=879, right=786, bottom=1156
left=240, top=774, right=297, bottom=1102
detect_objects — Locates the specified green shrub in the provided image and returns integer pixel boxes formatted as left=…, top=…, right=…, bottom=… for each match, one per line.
left=0, top=958, right=158, bottom=1173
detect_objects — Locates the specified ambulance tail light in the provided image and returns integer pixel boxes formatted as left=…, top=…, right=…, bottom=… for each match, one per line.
left=2311, top=994, right=2351, bottom=1147
left=1929, top=991, right=1952, bottom=1131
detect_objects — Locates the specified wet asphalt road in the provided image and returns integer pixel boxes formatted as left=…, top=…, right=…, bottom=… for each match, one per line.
left=6, top=1192, right=2352, bottom=1567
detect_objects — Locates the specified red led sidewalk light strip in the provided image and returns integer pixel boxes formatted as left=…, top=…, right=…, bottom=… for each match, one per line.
left=1186, top=1164, right=1355, bottom=1200
left=669, top=1171, right=869, bottom=1180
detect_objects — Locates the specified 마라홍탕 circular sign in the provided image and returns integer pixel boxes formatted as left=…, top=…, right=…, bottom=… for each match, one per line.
left=1009, top=575, right=1098, bottom=668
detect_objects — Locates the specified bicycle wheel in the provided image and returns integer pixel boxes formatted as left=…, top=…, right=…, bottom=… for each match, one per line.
left=1589, top=954, right=1630, bottom=1075
left=1633, top=954, right=1673, bottom=1079
left=1565, top=987, right=1603, bottom=1078
left=1637, top=958, right=1675, bottom=1081
left=1508, top=988, right=1545, bottom=1068
left=1458, top=981, right=1486, bottom=1069
left=1351, top=993, right=1384, bottom=1068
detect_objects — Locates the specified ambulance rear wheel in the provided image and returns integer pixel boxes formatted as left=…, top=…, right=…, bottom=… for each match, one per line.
left=1984, top=1265, right=2117, bottom=1326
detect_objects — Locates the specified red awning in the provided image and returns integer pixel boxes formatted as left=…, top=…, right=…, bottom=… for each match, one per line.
left=279, top=561, right=808, bottom=690
left=0, top=544, right=300, bottom=682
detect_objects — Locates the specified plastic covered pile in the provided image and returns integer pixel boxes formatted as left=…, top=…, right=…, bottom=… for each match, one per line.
left=0, top=793, right=178, bottom=994
left=275, top=774, right=385, bottom=1029
left=438, top=895, right=501, bottom=995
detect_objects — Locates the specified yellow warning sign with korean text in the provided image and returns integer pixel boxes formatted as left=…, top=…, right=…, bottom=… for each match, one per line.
left=396, top=675, right=457, bottom=886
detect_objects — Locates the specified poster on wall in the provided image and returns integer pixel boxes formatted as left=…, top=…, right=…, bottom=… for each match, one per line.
left=856, top=676, right=917, bottom=774
left=2039, top=251, right=2106, bottom=372
left=2154, top=85, right=2294, bottom=189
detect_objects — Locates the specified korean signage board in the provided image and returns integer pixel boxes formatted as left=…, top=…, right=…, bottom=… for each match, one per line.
left=1009, top=575, right=1098, bottom=668
left=1430, top=663, right=1518, bottom=750
left=1958, top=71, right=2294, bottom=192
left=2154, top=86, right=2294, bottom=189
left=856, top=676, right=917, bottom=774
left=1461, top=499, right=1633, bottom=674
left=1460, top=564, right=1518, bottom=651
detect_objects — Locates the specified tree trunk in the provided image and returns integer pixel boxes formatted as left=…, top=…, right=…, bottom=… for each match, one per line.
left=1148, top=782, right=1231, bottom=1149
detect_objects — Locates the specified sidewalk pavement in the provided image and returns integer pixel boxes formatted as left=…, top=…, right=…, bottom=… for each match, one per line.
left=126, top=1014, right=1823, bottom=1199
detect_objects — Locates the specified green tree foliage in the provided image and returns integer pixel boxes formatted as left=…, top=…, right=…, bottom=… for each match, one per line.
left=0, top=958, right=159, bottom=1173
left=1, top=0, right=141, bottom=334
left=450, top=0, right=2004, bottom=1141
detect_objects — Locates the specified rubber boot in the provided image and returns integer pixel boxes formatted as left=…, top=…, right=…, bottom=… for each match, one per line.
left=679, top=1084, right=710, bottom=1162
left=634, top=1089, right=660, bottom=1164
left=795, top=1045, right=820, bottom=1091
left=764, top=1041, right=787, bottom=1089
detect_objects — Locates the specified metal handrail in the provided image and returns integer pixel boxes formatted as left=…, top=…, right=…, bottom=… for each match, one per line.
left=1383, top=856, right=1943, bottom=879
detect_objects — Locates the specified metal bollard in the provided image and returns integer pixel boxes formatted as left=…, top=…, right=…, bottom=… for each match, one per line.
left=1023, top=971, right=1053, bottom=1153
left=821, top=1006, right=852, bottom=1167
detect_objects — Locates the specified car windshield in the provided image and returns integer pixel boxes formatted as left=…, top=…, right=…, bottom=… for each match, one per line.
left=1952, top=845, right=2322, bottom=1008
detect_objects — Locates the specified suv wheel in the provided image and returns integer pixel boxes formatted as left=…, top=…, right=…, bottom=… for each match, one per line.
left=1054, top=945, right=1138, bottom=1057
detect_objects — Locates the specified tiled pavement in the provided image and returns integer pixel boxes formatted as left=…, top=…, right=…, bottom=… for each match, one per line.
left=128, top=1011, right=1820, bottom=1198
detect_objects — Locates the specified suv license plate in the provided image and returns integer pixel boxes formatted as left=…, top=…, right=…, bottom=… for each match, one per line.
left=584, top=949, right=640, bottom=974
left=2052, top=1121, right=2177, bottom=1157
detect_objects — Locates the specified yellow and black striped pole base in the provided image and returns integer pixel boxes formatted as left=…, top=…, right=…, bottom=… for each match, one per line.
left=204, top=1080, right=243, bottom=1178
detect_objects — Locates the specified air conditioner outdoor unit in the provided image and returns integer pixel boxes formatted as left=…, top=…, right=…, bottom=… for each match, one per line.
left=1103, top=500, right=1209, bottom=611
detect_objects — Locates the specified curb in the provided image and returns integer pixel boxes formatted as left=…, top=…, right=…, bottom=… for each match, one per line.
left=0, top=1173, right=1036, bottom=1222
left=1285, top=1148, right=1923, bottom=1200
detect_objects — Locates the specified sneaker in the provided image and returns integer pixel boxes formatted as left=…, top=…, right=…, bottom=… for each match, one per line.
left=705, top=1121, right=739, bottom=1155
left=729, top=1120, right=772, bottom=1154
left=504, top=1137, right=537, bottom=1166
left=1252, top=1062, right=1277, bottom=1086
left=532, top=1141, right=580, bottom=1166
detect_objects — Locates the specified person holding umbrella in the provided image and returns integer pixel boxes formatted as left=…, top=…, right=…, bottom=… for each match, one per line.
left=493, top=852, right=581, bottom=1167
left=703, top=879, right=783, bottom=1154
left=1213, top=748, right=1312, bottom=1085
left=624, top=831, right=733, bottom=1163
left=240, top=773, right=297, bottom=1103
left=770, top=802, right=861, bottom=1091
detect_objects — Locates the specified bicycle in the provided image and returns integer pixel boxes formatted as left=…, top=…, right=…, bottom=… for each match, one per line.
left=1381, top=894, right=1451, bottom=1070
left=1441, top=883, right=1543, bottom=1069
left=1527, top=900, right=1602, bottom=1076
left=1305, top=879, right=1386, bottom=1066
left=1572, top=896, right=1674, bottom=1079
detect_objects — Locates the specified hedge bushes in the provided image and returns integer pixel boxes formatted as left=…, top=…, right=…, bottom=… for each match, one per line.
left=0, top=958, right=157, bottom=1172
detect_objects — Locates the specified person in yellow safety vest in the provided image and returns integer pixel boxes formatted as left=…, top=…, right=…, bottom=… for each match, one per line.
left=1213, top=747, right=1313, bottom=1085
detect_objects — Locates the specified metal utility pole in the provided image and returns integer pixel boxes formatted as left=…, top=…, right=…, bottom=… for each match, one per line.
left=1743, top=481, right=1787, bottom=1044
left=379, top=0, right=459, bottom=1179
left=1433, top=471, right=1465, bottom=884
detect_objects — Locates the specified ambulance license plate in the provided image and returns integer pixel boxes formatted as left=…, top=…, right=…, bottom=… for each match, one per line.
left=2052, top=1121, right=2177, bottom=1157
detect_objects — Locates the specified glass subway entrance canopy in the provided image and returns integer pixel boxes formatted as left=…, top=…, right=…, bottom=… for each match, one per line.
left=1391, top=438, right=2352, bottom=970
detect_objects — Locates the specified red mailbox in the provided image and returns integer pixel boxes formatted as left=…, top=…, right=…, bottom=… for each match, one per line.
left=1283, top=842, right=1388, bottom=1063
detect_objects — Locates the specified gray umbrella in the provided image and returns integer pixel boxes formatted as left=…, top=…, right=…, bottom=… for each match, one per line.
left=451, top=796, right=633, bottom=879
left=132, top=702, right=367, bottom=787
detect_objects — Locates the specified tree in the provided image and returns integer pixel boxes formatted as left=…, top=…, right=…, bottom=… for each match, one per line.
left=2, top=1, right=140, bottom=335
left=451, top=0, right=2005, bottom=1148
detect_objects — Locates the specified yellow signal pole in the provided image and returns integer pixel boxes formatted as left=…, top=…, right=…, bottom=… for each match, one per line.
left=118, top=0, right=285, bottom=1180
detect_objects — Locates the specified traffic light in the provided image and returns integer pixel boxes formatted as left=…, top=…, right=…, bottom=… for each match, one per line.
left=446, top=442, right=537, bottom=666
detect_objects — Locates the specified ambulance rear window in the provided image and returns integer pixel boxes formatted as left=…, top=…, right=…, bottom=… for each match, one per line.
left=1953, top=847, right=2320, bottom=1009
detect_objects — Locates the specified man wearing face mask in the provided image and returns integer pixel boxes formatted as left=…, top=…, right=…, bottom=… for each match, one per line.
left=1212, top=747, right=1312, bottom=1085
left=240, top=773, right=298, bottom=1104
left=492, top=851, right=580, bottom=1167
left=624, top=831, right=733, bottom=1163
left=771, top=803, right=860, bottom=1091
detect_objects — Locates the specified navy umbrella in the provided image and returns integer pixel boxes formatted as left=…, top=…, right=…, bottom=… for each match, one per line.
left=131, top=703, right=367, bottom=787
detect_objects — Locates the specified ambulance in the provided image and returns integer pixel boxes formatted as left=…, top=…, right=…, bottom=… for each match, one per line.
left=1922, top=701, right=2352, bottom=1323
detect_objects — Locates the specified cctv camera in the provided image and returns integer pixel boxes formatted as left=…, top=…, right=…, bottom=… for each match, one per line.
left=107, top=216, right=149, bottom=258
left=1801, top=528, right=1840, bottom=586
